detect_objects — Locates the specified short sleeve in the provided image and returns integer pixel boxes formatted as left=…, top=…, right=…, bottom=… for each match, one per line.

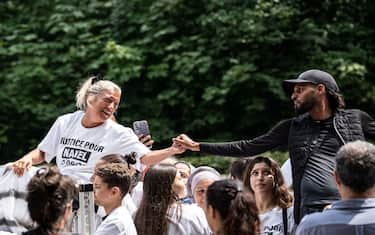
left=38, top=117, right=63, bottom=163
left=115, top=127, right=151, bottom=171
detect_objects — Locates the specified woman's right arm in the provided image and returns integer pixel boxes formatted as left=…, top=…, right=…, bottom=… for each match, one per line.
left=12, top=148, right=45, bottom=176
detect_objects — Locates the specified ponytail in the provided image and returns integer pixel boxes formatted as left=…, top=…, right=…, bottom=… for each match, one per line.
left=206, top=180, right=260, bottom=235
left=75, top=77, right=95, bottom=110
left=223, top=191, right=260, bottom=235
left=27, top=167, right=78, bottom=234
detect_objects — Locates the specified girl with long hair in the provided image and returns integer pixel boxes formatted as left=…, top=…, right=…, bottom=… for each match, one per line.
left=134, top=163, right=211, bottom=235
left=23, top=166, right=78, bottom=235
left=205, top=179, right=260, bottom=235
left=244, top=156, right=295, bottom=235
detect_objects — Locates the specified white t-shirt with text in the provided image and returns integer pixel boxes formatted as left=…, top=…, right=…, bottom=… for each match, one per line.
left=259, top=206, right=295, bottom=235
left=38, top=111, right=150, bottom=183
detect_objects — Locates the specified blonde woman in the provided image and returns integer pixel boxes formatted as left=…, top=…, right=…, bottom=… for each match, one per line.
left=12, top=76, right=184, bottom=183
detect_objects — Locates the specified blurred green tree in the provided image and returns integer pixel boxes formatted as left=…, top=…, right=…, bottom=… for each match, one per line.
left=0, top=0, right=374, bottom=167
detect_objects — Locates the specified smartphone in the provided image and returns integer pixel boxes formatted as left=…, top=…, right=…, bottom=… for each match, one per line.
left=132, top=120, right=150, bottom=136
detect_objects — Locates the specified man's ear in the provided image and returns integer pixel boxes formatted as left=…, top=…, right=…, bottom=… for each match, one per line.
left=317, top=84, right=326, bottom=94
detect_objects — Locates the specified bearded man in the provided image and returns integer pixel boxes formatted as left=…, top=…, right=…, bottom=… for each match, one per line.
left=174, top=69, right=375, bottom=224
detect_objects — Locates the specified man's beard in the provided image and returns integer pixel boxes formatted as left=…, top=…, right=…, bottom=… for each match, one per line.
left=294, top=96, right=316, bottom=115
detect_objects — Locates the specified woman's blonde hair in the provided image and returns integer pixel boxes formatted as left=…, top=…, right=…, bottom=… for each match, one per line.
left=75, top=76, right=121, bottom=110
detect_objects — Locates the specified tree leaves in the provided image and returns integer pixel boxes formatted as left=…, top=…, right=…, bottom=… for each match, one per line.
left=1, top=0, right=375, bottom=163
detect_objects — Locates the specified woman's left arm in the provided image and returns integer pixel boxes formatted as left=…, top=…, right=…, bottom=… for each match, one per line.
left=140, top=143, right=185, bottom=165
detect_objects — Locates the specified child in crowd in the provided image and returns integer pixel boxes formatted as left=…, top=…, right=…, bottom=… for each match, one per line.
left=244, top=156, right=295, bottom=235
left=93, top=163, right=137, bottom=235
left=134, top=163, right=211, bottom=235
left=23, top=166, right=78, bottom=235
left=92, top=153, right=138, bottom=217
left=205, top=179, right=260, bottom=235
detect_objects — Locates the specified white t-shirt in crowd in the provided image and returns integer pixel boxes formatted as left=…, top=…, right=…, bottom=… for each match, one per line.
left=94, top=206, right=137, bottom=235
left=38, top=111, right=150, bottom=183
left=281, top=159, right=293, bottom=189
left=259, top=206, right=295, bottom=235
left=167, top=203, right=211, bottom=235
left=130, top=182, right=143, bottom=208
left=96, top=193, right=137, bottom=224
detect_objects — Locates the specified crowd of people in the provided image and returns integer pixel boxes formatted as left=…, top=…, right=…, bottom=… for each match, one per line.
left=1, top=69, right=375, bottom=235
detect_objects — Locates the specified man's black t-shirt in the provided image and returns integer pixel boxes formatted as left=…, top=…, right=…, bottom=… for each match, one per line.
left=300, top=117, right=341, bottom=208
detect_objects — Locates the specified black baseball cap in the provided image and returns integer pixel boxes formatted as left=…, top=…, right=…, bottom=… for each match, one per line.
left=283, top=69, right=340, bottom=95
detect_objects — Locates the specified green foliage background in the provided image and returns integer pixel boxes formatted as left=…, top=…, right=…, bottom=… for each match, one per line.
left=1, top=0, right=374, bottom=172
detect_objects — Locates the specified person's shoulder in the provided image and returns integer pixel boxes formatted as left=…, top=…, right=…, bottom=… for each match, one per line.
left=168, top=204, right=211, bottom=234
left=291, top=113, right=310, bottom=123
left=298, top=210, right=331, bottom=230
left=56, top=110, right=84, bottom=122
left=110, top=206, right=132, bottom=219
left=336, top=108, right=368, bottom=116
left=335, top=109, right=374, bottom=121
left=107, top=120, right=134, bottom=133
left=170, top=204, right=208, bottom=228
left=274, top=118, right=293, bottom=128
left=181, top=203, right=202, bottom=210
left=180, top=203, right=206, bottom=218
left=99, top=206, right=134, bottom=231
left=104, top=120, right=139, bottom=140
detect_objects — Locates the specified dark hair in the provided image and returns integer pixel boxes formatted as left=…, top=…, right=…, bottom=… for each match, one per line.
left=327, top=91, right=345, bottom=112
left=101, top=154, right=126, bottom=164
left=100, top=152, right=139, bottom=191
left=206, top=180, right=260, bottom=235
left=134, top=164, right=180, bottom=235
left=230, top=159, right=252, bottom=181
left=94, top=163, right=131, bottom=197
left=336, top=140, right=375, bottom=193
left=174, top=161, right=191, bottom=171
left=243, top=156, right=293, bottom=209
left=101, top=152, right=137, bottom=167
left=26, top=166, right=77, bottom=235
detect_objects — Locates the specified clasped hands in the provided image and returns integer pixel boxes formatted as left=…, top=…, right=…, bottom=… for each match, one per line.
left=172, top=134, right=200, bottom=152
